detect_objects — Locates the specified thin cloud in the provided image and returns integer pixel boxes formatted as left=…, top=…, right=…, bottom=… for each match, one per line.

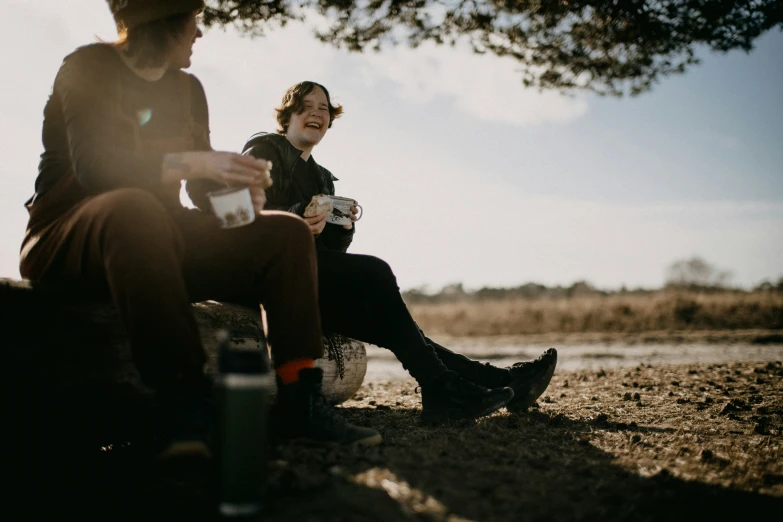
left=341, top=144, right=783, bottom=290
left=694, top=130, right=744, bottom=150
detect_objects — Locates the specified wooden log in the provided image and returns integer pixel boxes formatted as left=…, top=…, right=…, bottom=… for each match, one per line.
left=313, top=336, right=368, bottom=405
left=0, top=278, right=366, bottom=446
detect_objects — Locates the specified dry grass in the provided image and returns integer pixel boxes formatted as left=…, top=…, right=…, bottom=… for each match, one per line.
left=408, top=290, right=783, bottom=337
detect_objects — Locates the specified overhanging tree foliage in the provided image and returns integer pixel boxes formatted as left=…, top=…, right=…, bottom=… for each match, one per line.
left=203, top=0, right=781, bottom=95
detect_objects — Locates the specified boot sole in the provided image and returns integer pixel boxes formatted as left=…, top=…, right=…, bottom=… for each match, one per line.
left=153, top=441, right=213, bottom=483
left=507, top=349, right=558, bottom=413
left=155, top=440, right=212, bottom=462
left=420, top=388, right=514, bottom=425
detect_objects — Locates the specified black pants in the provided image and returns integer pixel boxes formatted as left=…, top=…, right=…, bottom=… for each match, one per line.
left=317, top=249, right=508, bottom=387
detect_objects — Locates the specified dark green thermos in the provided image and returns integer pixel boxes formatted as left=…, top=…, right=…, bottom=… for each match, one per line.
left=214, top=329, right=273, bottom=518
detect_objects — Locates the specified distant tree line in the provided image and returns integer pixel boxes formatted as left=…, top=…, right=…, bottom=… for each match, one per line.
left=402, top=257, right=783, bottom=304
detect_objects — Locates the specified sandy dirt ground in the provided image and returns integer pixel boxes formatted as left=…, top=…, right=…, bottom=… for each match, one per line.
left=9, top=359, right=782, bottom=522
left=260, top=360, right=783, bottom=522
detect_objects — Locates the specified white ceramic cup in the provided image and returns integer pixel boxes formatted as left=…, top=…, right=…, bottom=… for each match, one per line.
left=326, top=196, right=363, bottom=226
left=208, top=186, right=255, bottom=229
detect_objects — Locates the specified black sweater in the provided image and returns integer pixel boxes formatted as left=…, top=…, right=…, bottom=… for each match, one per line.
left=29, top=43, right=210, bottom=205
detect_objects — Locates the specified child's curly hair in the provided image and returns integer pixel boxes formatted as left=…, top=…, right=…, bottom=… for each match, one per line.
left=275, top=81, right=343, bottom=134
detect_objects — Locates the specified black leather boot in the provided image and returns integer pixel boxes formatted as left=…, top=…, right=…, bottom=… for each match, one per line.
left=428, top=339, right=510, bottom=387
left=430, top=342, right=558, bottom=413
left=154, top=371, right=214, bottom=477
left=273, top=367, right=382, bottom=446
left=419, top=370, right=514, bottom=424
left=505, top=348, right=558, bottom=413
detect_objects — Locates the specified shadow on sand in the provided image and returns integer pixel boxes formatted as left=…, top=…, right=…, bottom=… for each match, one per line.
left=4, top=403, right=781, bottom=522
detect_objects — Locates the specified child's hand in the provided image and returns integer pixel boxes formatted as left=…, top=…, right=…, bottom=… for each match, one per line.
left=304, top=211, right=328, bottom=236
left=344, top=203, right=360, bottom=230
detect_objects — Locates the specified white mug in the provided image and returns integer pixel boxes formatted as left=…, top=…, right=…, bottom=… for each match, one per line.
left=207, top=186, right=255, bottom=229
left=326, top=196, right=363, bottom=226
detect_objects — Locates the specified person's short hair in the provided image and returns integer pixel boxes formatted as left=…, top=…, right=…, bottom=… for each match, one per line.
left=114, top=12, right=194, bottom=68
left=275, top=82, right=344, bottom=134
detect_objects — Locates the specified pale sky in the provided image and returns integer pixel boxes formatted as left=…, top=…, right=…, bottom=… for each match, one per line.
left=1, top=1, right=781, bottom=291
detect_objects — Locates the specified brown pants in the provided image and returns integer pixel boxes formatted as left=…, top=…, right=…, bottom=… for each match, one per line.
left=20, top=187, right=323, bottom=385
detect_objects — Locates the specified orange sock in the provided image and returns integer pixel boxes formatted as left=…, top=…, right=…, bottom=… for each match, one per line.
left=275, top=359, right=314, bottom=385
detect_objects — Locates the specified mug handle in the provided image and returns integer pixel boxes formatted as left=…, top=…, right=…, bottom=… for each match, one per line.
left=353, top=203, right=363, bottom=221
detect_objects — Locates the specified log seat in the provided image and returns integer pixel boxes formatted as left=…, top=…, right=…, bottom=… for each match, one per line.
left=0, top=278, right=366, bottom=447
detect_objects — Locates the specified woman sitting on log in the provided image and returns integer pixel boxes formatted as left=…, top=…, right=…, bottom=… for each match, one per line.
left=206, top=81, right=558, bottom=424
left=19, top=1, right=382, bottom=457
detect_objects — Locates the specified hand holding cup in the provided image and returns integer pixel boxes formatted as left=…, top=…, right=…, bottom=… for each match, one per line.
left=325, top=196, right=362, bottom=229
left=248, top=185, right=267, bottom=215
left=303, top=211, right=329, bottom=236
left=303, top=195, right=332, bottom=236
left=341, top=204, right=360, bottom=230
left=162, top=151, right=272, bottom=188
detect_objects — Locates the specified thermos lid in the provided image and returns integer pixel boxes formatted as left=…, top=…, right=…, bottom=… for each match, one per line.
left=216, top=329, right=270, bottom=375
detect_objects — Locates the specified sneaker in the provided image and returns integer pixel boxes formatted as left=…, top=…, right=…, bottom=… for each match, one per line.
left=505, top=348, right=558, bottom=413
left=419, top=370, right=514, bottom=424
left=273, top=367, right=382, bottom=446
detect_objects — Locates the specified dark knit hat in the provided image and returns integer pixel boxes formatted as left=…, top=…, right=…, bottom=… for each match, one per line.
left=107, top=0, right=205, bottom=31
